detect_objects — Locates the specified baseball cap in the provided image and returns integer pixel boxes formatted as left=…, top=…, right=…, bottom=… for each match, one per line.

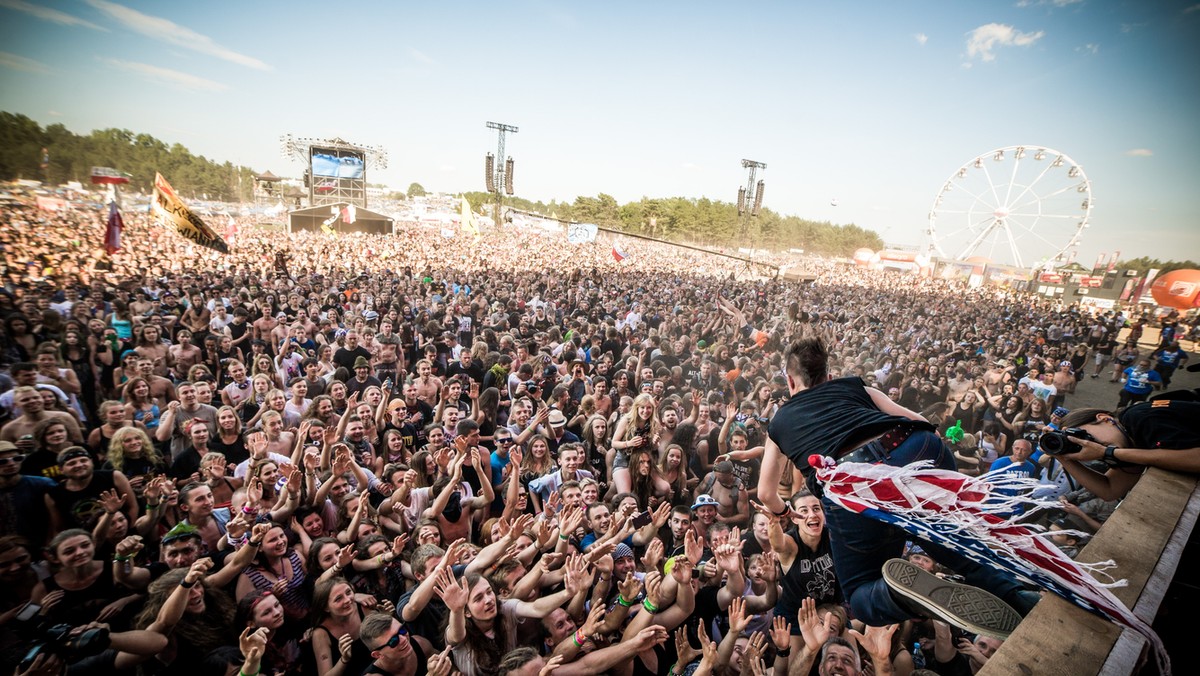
left=692, top=494, right=719, bottom=510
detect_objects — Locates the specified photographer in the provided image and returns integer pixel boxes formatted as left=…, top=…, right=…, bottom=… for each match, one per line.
left=1055, top=400, right=1200, bottom=501
left=10, top=619, right=167, bottom=676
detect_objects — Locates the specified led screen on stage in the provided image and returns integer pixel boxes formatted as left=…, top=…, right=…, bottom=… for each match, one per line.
left=310, top=149, right=365, bottom=179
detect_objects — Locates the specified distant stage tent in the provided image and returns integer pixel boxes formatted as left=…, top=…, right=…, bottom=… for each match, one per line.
left=288, top=203, right=394, bottom=235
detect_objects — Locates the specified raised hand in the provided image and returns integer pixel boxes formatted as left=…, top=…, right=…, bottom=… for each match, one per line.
left=797, top=597, right=835, bottom=653
left=580, top=603, right=606, bottom=636
left=727, top=595, right=752, bottom=635
left=675, top=626, right=701, bottom=667
left=115, top=535, right=144, bottom=560
left=337, top=633, right=355, bottom=664
left=434, top=568, right=468, bottom=611
left=684, top=529, right=704, bottom=565
left=618, top=571, right=643, bottom=603
left=714, top=543, right=742, bottom=573
left=642, top=538, right=665, bottom=571
left=97, top=489, right=126, bottom=516
left=427, top=645, right=455, bottom=676
left=186, top=557, right=213, bottom=586
left=629, top=625, right=671, bottom=652
left=770, top=614, right=792, bottom=651
left=391, top=535, right=409, bottom=558
left=848, top=624, right=899, bottom=662
left=239, top=626, right=269, bottom=659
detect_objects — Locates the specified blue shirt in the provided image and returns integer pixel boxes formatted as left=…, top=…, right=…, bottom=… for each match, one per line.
left=1122, top=367, right=1162, bottom=395
left=990, top=456, right=1038, bottom=478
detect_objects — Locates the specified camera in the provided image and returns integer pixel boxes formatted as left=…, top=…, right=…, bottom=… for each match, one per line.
left=1038, top=427, right=1094, bottom=456
left=15, top=611, right=111, bottom=671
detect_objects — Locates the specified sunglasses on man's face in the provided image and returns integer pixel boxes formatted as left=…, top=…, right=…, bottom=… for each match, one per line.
left=0, top=455, right=26, bottom=465
left=375, top=623, right=410, bottom=650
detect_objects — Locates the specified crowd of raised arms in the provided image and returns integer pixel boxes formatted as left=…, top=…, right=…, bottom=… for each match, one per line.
left=0, top=200, right=1190, bottom=676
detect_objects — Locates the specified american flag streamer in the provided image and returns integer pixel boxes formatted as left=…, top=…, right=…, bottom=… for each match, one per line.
left=809, top=455, right=1170, bottom=675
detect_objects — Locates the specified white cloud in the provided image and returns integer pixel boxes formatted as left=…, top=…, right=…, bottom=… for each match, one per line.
left=0, top=51, right=50, bottom=73
left=1124, top=148, right=1153, bottom=157
left=84, top=0, right=271, bottom=71
left=438, top=165, right=456, bottom=172
left=1184, top=4, right=1200, bottom=14
left=99, top=58, right=227, bottom=92
left=915, top=33, right=928, bottom=45
left=409, top=48, right=436, bottom=65
left=1076, top=43, right=1099, bottom=55
left=965, top=23, right=1045, bottom=62
left=1017, top=0, right=1083, bottom=7
left=47, top=110, right=62, bottom=117
left=0, top=0, right=107, bottom=30
left=681, top=162, right=699, bottom=170
left=1120, top=22, right=1147, bottom=33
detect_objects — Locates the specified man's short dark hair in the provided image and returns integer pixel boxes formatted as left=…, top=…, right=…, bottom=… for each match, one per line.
left=456, top=418, right=480, bottom=437
left=784, top=337, right=829, bottom=388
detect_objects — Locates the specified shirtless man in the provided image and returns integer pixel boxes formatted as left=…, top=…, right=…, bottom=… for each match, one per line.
left=0, top=386, right=84, bottom=445
left=169, top=329, right=203, bottom=379
left=177, top=481, right=232, bottom=555
left=137, top=358, right=178, bottom=403
left=372, top=321, right=403, bottom=381
left=695, top=460, right=749, bottom=526
left=422, top=447, right=493, bottom=543
left=260, top=410, right=296, bottom=458
left=412, top=359, right=443, bottom=405
left=135, top=325, right=174, bottom=378
left=252, top=310, right=280, bottom=347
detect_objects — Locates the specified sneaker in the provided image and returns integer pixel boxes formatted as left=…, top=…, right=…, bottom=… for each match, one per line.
left=882, top=558, right=1022, bottom=639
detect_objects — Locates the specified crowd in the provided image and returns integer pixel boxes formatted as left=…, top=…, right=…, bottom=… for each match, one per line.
left=0, top=198, right=1196, bottom=676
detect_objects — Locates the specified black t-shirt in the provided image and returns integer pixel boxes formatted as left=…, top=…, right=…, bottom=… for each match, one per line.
left=1120, top=400, right=1200, bottom=449
left=49, top=471, right=118, bottom=530
left=333, top=346, right=373, bottom=372
left=768, top=377, right=932, bottom=476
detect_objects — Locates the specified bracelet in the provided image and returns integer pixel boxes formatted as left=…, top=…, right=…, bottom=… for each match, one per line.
left=772, top=504, right=790, bottom=517
left=113, top=554, right=130, bottom=562
left=616, top=594, right=633, bottom=607
left=642, top=598, right=659, bottom=614
left=241, top=505, right=259, bottom=516
left=179, top=579, right=196, bottom=589
left=146, top=501, right=162, bottom=508
left=559, top=534, right=569, bottom=541
left=248, top=538, right=263, bottom=547
left=104, top=509, right=118, bottom=516
left=239, top=669, right=261, bottom=676
left=227, top=533, right=247, bottom=547
left=776, top=647, right=791, bottom=658
left=572, top=628, right=586, bottom=647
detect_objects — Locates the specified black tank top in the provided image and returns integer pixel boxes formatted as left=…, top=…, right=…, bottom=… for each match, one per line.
left=768, top=377, right=932, bottom=476
left=362, top=639, right=428, bottom=675
left=776, top=529, right=842, bottom=618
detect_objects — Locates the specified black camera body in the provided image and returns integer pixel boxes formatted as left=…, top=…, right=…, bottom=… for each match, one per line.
left=1038, top=427, right=1094, bottom=456
left=19, top=621, right=111, bottom=670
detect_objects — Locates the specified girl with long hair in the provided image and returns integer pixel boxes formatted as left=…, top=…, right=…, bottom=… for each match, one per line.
left=580, top=414, right=611, bottom=486
left=518, top=435, right=555, bottom=487
left=310, top=577, right=372, bottom=676
left=104, top=426, right=166, bottom=500
left=136, top=564, right=237, bottom=675
left=609, top=393, right=660, bottom=494
left=122, top=376, right=161, bottom=432
left=235, top=590, right=302, bottom=675
left=628, top=447, right=670, bottom=510
left=235, top=522, right=310, bottom=623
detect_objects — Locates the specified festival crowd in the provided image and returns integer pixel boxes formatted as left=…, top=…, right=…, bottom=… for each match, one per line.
left=0, top=200, right=1195, bottom=676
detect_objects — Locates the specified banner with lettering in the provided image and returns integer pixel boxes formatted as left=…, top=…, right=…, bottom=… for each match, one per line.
left=152, top=173, right=229, bottom=253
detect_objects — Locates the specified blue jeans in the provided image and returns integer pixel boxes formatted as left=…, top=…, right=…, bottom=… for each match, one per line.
left=822, top=430, right=1024, bottom=625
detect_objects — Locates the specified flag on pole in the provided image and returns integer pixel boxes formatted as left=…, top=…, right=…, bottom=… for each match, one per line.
left=342, top=205, right=357, bottom=224
left=104, top=201, right=123, bottom=255
left=810, top=456, right=1170, bottom=675
left=152, top=172, right=229, bottom=253
left=460, top=196, right=479, bottom=237
left=612, top=243, right=628, bottom=262
left=91, top=167, right=131, bottom=185
left=567, top=223, right=598, bottom=244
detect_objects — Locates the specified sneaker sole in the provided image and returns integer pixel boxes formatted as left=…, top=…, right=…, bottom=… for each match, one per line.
left=882, top=558, right=1022, bottom=639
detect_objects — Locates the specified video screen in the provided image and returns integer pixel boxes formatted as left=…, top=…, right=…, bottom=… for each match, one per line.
left=310, top=149, right=365, bottom=179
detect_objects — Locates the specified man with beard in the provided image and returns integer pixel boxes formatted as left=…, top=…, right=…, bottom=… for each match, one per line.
left=359, top=613, right=439, bottom=676
left=155, top=381, right=218, bottom=460
left=2, top=386, right=84, bottom=449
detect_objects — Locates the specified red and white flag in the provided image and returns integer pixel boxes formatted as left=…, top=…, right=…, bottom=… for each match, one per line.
left=612, top=243, right=628, bottom=262
left=91, top=167, right=131, bottom=185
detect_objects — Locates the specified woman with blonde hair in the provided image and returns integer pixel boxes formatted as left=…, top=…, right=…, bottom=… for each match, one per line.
left=609, top=392, right=660, bottom=494
left=104, top=426, right=166, bottom=500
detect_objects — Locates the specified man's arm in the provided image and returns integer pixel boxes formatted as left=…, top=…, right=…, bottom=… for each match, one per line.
left=757, top=437, right=791, bottom=517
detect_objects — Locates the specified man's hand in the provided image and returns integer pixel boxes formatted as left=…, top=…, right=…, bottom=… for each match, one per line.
left=675, top=626, right=701, bottom=667
left=847, top=623, right=898, bottom=662
left=769, top=614, right=792, bottom=651
left=434, top=568, right=469, bottom=611
left=797, top=597, right=835, bottom=653
left=727, top=595, right=752, bottom=635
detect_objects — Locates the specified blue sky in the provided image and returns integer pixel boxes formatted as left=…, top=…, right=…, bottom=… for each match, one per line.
left=2, top=0, right=1198, bottom=265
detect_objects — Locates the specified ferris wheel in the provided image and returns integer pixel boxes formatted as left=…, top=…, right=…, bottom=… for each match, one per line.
left=926, top=146, right=1092, bottom=269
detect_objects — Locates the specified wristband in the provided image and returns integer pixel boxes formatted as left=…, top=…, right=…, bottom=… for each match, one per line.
left=241, top=505, right=259, bottom=516
left=772, top=504, right=790, bottom=518
left=179, top=579, right=196, bottom=589
left=572, top=628, right=586, bottom=647
left=248, top=539, right=263, bottom=548
left=776, top=647, right=791, bottom=658
left=642, top=598, right=659, bottom=614
left=239, top=669, right=261, bottom=676
left=113, top=554, right=131, bottom=562
left=559, top=534, right=569, bottom=541
left=616, top=594, right=633, bottom=607
left=146, top=501, right=162, bottom=508
left=227, top=533, right=247, bottom=547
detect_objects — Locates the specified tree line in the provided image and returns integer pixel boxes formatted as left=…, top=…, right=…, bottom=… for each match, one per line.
left=461, top=191, right=885, bottom=257
left=0, top=112, right=255, bottom=202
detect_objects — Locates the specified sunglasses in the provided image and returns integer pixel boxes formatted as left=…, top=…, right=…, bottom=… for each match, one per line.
left=0, top=455, right=27, bottom=465
left=375, top=623, right=410, bottom=650
left=497, top=438, right=513, bottom=445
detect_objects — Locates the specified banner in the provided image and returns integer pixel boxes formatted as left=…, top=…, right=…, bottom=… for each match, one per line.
left=612, top=243, right=628, bottom=262
left=91, top=167, right=131, bottom=185
left=152, top=173, right=229, bottom=253
left=104, top=202, right=123, bottom=255
left=459, top=196, right=479, bottom=237
left=35, top=196, right=67, bottom=212
left=567, top=223, right=598, bottom=244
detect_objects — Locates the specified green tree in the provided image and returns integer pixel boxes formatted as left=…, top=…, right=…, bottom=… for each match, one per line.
left=406, top=182, right=427, bottom=198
